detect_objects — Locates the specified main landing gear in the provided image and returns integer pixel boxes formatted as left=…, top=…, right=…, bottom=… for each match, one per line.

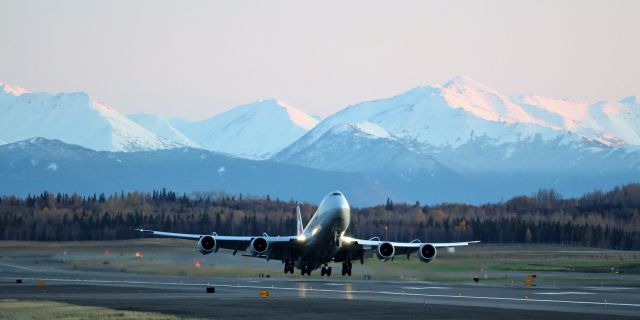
left=341, top=262, right=352, bottom=276
left=320, top=265, right=332, bottom=276
left=284, top=261, right=295, bottom=274
left=301, top=265, right=312, bottom=276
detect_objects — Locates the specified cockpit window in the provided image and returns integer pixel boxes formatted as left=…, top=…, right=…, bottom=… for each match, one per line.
left=331, top=192, right=341, bottom=196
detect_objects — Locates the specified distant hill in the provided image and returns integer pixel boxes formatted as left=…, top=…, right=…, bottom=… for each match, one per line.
left=0, top=138, right=391, bottom=206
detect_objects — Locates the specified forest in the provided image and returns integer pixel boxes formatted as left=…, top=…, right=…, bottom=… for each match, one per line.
left=1, top=184, right=639, bottom=250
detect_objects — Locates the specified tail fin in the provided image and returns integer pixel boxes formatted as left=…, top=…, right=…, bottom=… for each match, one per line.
left=296, top=205, right=304, bottom=236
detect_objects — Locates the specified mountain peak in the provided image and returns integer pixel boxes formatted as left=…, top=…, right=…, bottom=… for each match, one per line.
left=444, top=75, right=491, bottom=90
left=245, top=98, right=319, bottom=130
left=0, top=82, right=30, bottom=96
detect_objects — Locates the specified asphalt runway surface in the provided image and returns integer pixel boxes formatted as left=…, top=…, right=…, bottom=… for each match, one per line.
left=1, top=262, right=639, bottom=319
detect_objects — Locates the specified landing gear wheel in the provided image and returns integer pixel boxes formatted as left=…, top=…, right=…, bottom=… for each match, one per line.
left=301, top=265, right=312, bottom=276
left=284, top=261, right=294, bottom=274
left=320, top=265, right=332, bottom=276
left=341, top=262, right=352, bottom=276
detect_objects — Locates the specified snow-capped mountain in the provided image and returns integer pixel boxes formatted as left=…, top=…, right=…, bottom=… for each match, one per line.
left=278, top=76, right=640, bottom=160
left=276, top=76, right=640, bottom=195
left=276, top=81, right=565, bottom=163
left=165, top=99, right=319, bottom=159
left=0, top=83, right=180, bottom=152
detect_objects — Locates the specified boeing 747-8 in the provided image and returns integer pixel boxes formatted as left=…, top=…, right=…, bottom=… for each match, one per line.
left=137, top=191, right=479, bottom=276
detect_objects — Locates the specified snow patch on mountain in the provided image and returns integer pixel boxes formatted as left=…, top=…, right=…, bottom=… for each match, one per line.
left=353, top=121, right=393, bottom=139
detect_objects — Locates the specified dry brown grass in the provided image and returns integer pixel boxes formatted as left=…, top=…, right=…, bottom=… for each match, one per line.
left=0, top=299, right=183, bottom=320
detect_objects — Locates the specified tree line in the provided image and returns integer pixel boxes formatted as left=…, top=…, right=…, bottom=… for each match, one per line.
left=1, top=185, right=639, bottom=250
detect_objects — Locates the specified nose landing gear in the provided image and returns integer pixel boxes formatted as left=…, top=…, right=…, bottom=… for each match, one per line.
left=320, top=265, right=332, bottom=276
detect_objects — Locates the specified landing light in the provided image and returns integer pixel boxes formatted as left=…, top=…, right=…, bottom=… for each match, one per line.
left=298, top=235, right=307, bottom=241
left=341, top=236, right=354, bottom=244
left=312, top=227, right=320, bottom=235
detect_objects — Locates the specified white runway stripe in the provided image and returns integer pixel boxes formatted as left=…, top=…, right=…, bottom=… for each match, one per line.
left=534, top=292, right=595, bottom=295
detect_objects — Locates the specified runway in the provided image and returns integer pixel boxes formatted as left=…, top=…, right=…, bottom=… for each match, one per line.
left=1, top=261, right=639, bottom=319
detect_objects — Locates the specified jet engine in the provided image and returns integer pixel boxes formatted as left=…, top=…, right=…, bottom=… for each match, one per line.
left=376, top=242, right=395, bottom=260
left=250, top=237, right=269, bottom=255
left=418, top=244, right=437, bottom=263
left=196, top=235, right=217, bottom=255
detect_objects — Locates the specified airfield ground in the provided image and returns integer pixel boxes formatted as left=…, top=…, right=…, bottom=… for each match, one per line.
left=1, top=240, right=639, bottom=319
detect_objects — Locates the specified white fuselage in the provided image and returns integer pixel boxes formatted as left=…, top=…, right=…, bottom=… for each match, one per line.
left=295, top=191, right=350, bottom=270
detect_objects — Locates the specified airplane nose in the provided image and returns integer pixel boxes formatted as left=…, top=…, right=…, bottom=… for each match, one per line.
left=337, top=194, right=349, bottom=209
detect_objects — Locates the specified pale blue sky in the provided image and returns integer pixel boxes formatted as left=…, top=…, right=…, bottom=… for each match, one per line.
left=1, top=0, right=638, bottom=119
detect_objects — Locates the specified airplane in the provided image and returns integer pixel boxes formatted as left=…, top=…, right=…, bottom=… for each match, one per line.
left=137, top=191, right=479, bottom=276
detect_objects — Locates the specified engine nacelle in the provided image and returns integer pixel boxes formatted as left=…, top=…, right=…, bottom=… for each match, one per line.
left=250, top=237, right=269, bottom=255
left=196, top=235, right=217, bottom=255
left=418, top=244, right=437, bottom=263
left=376, top=242, right=395, bottom=260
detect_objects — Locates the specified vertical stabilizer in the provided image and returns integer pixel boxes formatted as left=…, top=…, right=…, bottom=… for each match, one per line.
left=296, top=205, right=304, bottom=236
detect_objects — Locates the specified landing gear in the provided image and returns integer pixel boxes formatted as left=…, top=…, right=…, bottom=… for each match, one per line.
left=284, top=261, right=294, bottom=274
left=341, top=262, right=352, bottom=276
left=320, top=265, right=332, bottom=276
left=331, top=228, right=340, bottom=247
left=301, top=265, right=312, bottom=276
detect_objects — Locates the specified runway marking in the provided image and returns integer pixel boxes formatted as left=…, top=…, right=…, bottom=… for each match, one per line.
left=534, top=292, right=595, bottom=295
left=402, top=286, right=450, bottom=290
left=5, top=276, right=640, bottom=309
left=323, top=283, right=346, bottom=286
left=0, top=262, right=38, bottom=272
left=583, top=287, right=635, bottom=292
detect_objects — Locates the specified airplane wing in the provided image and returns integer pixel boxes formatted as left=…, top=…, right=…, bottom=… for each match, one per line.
left=135, top=229, right=302, bottom=261
left=338, top=236, right=480, bottom=261
left=342, top=236, right=480, bottom=248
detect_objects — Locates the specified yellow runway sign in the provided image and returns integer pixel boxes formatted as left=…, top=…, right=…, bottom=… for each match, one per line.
left=260, top=290, right=270, bottom=298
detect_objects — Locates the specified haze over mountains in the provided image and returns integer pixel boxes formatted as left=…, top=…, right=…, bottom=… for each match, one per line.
left=1, top=77, right=638, bottom=205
